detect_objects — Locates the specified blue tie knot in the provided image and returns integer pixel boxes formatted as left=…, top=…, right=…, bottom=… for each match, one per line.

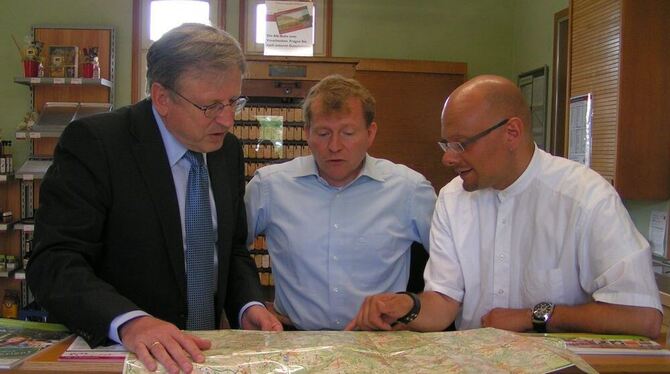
left=183, top=150, right=204, bottom=167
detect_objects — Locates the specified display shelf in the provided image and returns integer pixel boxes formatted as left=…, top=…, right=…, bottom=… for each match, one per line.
left=16, top=130, right=63, bottom=139
left=14, top=222, right=34, bottom=233
left=0, top=221, right=13, bottom=231
left=7, top=25, right=116, bottom=313
left=13, top=77, right=113, bottom=88
left=13, top=270, right=25, bottom=280
left=0, top=268, right=17, bottom=278
left=15, top=159, right=52, bottom=180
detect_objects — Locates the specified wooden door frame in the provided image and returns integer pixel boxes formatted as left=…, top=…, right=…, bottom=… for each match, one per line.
left=550, top=7, right=569, bottom=157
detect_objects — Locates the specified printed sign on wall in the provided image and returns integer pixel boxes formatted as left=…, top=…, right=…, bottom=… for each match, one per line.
left=265, top=1, right=314, bottom=56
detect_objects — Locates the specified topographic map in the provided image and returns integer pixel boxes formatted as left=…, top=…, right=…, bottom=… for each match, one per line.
left=123, top=328, right=596, bottom=373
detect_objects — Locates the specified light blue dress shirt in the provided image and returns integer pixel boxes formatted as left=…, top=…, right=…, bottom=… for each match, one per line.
left=245, top=155, right=436, bottom=330
left=108, top=106, right=257, bottom=342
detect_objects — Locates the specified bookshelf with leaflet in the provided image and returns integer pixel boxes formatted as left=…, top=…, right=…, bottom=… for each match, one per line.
left=236, top=72, right=319, bottom=290
left=240, top=57, right=467, bottom=296
left=9, top=25, right=115, bottom=319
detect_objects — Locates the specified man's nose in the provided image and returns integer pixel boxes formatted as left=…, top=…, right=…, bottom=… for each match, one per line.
left=328, top=134, right=343, bottom=152
left=214, top=107, right=235, bottom=128
left=442, top=150, right=459, bottom=168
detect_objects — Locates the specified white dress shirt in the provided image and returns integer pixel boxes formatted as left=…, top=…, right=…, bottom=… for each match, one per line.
left=425, top=146, right=662, bottom=330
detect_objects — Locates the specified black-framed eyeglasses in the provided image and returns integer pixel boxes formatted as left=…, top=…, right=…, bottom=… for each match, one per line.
left=438, top=118, right=509, bottom=153
left=167, top=87, right=247, bottom=118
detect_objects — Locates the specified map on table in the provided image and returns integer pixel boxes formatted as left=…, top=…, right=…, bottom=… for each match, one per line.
left=123, top=327, right=596, bottom=373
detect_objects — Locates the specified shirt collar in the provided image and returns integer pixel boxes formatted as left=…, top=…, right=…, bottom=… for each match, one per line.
left=291, top=154, right=385, bottom=187
left=152, top=105, right=188, bottom=167
left=497, top=144, right=541, bottom=201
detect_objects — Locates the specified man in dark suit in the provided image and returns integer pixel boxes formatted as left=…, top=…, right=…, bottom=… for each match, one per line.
left=26, top=23, right=281, bottom=373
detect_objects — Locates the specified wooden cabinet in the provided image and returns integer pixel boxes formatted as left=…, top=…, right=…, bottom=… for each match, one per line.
left=568, top=0, right=670, bottom=199
left=354, top=59, right=466, bottom=189
left=11, top=26, right=115, bottom=317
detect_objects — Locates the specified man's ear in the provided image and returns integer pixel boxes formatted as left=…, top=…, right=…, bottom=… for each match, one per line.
left=367, top=121, right=378, bottom=148
left=150, top=82, right=170, bottom=117
left=504, top=117, right=524, bottom=150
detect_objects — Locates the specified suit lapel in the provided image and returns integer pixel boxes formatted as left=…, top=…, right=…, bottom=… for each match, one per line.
left=129, top=100, right=187, bottom=299
left=207, top=146, right=232, bottom=250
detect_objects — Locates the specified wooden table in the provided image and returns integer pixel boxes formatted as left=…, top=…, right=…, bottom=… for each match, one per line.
left=14, top=334, right=670, bottom=373
left=17, top=337, right=122, bottom=374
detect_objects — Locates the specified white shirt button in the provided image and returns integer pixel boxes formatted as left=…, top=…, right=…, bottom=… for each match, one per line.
left=333, top=224, right=339, bottom=229
left=333, top=287, right=339, bottom=293
left=498, top=289, right=504, bottom=295
left=333, top=256, right=338, bottom=261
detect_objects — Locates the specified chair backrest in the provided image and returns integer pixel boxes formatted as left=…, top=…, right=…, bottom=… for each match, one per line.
left=406, top=242, right=456, bottom=331
left=406, top=242, right=428, bottom=293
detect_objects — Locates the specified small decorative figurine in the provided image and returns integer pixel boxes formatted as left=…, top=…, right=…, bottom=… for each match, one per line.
left=11, top=35, right=43, bottom=77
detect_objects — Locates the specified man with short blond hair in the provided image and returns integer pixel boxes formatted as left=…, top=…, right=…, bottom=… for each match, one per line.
left=246, top=75, right=436, bottom=330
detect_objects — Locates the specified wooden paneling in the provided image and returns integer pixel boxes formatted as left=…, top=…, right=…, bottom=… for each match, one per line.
left=242, top=79, right=317, bottom=98
left=568, top=0, right=670, bottom=199
left=246, top=57, right=357, bottom=81
left=569, top=0, right=620, bottom=184
left=355, top=69, right=463, bottom=189
left=616, top=0, right=670, bottom=199
left=356, top=59, right=467, bottom=76
left=33, top=138, right=58, bottom=158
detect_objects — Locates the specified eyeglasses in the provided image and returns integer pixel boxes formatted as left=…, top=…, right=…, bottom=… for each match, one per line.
left=166, top=86, right=247, bottom=118
left=438, top=118, right=509, bottom=153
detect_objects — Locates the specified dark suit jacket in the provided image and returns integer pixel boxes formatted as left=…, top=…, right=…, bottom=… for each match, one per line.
left=26, top=99, right=263, bottom=347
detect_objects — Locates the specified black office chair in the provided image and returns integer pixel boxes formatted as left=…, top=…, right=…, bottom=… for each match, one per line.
left=407, top=242, right=456, bottom=331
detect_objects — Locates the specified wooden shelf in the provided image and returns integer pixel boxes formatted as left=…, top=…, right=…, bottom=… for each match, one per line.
left=15, top=159, right=52, bottom=180
left=14, top=222, right=34, bottom=233
left=16, top=130, right=63, bottom=139
left=13, top=77, right=113, bottom=88
left=0, top=221, right=13, bottom=231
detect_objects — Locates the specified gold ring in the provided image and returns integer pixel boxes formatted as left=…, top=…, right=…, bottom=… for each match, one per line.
left=150, top=341, right=161, bottom=348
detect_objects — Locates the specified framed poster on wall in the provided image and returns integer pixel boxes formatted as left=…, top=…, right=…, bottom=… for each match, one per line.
left=518, top=66, right=548, bottom=150
left=567, top=93, right=592, bottom=166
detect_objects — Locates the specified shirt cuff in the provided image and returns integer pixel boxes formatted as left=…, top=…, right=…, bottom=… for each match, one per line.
left=109, top=310, right=150, bottom=344
left=238, top=301, right=265, bottom=328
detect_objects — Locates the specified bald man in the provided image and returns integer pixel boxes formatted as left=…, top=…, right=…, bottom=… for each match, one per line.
left=347, top=75, right=662, bottom=338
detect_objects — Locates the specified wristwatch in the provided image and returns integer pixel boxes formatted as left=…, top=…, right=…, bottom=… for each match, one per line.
left=395, top=292, right=421, bottom=325
left=531, top=302, right=555, bottom=333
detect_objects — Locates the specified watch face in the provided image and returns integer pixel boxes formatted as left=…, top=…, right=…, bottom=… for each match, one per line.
left=533, top=302, right=553, bottom=320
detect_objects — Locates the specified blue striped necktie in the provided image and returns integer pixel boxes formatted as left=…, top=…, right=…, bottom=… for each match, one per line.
left=183, top=150, right=215, bottom=330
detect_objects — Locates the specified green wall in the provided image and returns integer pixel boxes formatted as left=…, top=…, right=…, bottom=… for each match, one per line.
left=1, top=0, right=664, bottom=242
left=624, top=200, right=670, bottom=246
left=0, top=0, right=529, bottom=167
left=512, top=0, right=566, bottom=74
left=330, top=0, right=516, bottom=78
left=0, top=0, right=133, bottom=165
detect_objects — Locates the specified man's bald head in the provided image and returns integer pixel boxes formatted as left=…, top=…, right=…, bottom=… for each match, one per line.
left=439, top=75, right=536, bottom=191
left=442, top=75, right=532, bottom=140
